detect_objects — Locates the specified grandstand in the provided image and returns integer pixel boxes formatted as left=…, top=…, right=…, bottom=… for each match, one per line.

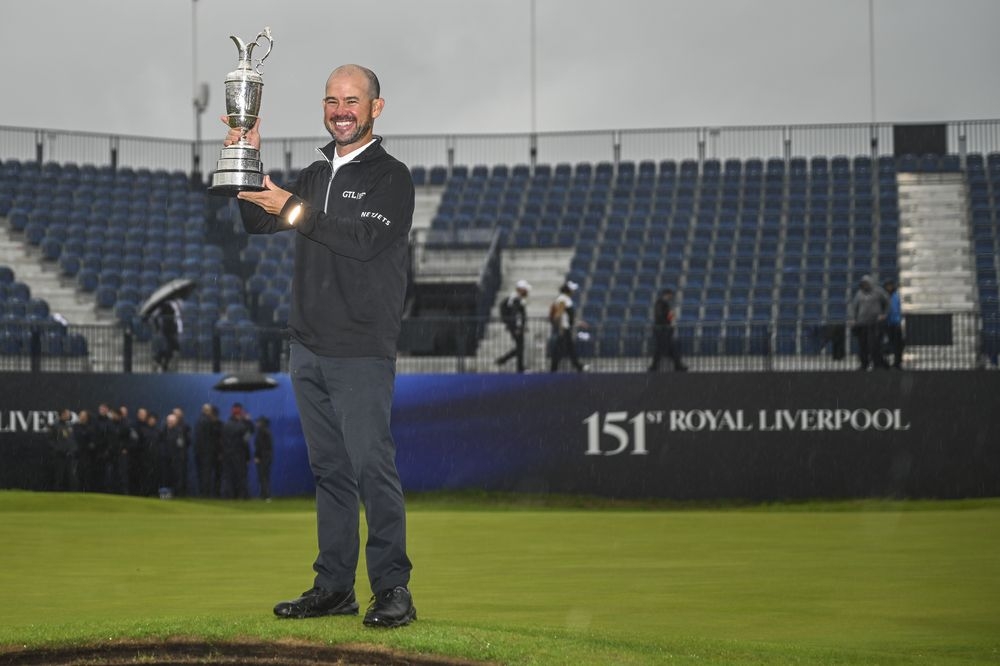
left=1, top=121, right=998, bottom=373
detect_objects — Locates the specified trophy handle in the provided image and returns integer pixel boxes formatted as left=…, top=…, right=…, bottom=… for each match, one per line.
left=252, top=27, right=274, bottom=75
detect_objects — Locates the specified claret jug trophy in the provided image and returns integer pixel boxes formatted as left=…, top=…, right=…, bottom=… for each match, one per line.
left=209, top=27, right=274, bottom=194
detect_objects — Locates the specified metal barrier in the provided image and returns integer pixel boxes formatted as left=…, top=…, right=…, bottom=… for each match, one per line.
left=1, top=313, right=991, bottom=375
left=4, top=119, right=1000, bottom=175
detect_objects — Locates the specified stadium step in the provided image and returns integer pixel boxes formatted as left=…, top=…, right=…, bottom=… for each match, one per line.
left=1, top=217, right=103, bottom=326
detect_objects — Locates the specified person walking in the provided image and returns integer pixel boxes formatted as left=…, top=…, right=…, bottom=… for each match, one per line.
left=230, top=63, right=416, bottom=627
left=848, top=275, right=889, bottom=371
left=882, top=278, right=905, bottom=369
left=648, top=288, right=688, bottom=372
left=495, top=279, right=531, bottom=373
left=152, top=299, right=182, bottom=372
left=549, top=281, right=588, bottom=372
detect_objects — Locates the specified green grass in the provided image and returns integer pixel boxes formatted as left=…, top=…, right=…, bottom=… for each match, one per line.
left=1, top=491, right=998, bottom=665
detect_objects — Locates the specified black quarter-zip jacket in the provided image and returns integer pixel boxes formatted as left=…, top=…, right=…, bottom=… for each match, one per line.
left=238, top=137, right=414, bottom=358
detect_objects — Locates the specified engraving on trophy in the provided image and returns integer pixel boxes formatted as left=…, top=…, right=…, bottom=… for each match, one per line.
left=209, top=27, right=274, bottom=195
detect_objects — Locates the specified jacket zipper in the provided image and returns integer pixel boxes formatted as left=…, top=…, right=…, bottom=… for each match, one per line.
left=318, top=147, right=334, bottom=214
left=317, top=145, right=362, bottom=214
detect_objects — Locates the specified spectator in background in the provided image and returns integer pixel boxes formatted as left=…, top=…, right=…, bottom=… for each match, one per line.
left=849, top=275, right=889, bottom=371
left=160, top=412, right=189, bottom=497
left=73, top=409, right=96, bottom=492
left=124, top=407, right=148, bottom=496
left=140, top=411, right=161, bottom=496
left=152, top=298, right=182, bottom=372
left=109, top=407, right=133, bottom=494
left=91, top=403, right=113, bottom=493
left=195, top=403, right=222, bottom=497
left=173, top=407, right=193, bottom=492
left=549, top=281, right=588, bottom=373
left=648, top=288, right=688, bottom=372
left=48, top=408, right=77, bottom=491
left=883, top=279, right=905, bottom=370
left=221, top=403, right=253, bottom=499
left=254, top=416, right=274, bottom=501
left=495, top=279, right=531, bottom=373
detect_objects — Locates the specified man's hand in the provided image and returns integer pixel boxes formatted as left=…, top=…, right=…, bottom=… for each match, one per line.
left=238, top=175, right=292, bottom=215
left=220, top=115, right=261, bottom=150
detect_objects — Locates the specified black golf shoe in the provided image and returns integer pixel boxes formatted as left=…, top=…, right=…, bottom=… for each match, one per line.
left=273, top=587, right=359, bottom=618
left=363, top=586, right=417, bottom=628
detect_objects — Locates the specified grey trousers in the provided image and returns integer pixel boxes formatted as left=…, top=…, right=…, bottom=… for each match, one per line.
left=289, top=342, right=412, bottom=594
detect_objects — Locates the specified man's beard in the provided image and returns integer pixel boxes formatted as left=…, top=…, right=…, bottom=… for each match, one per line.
left=328, top=116, right=373, bottom=146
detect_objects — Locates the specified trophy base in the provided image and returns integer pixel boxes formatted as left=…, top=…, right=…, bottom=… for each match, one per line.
left=208, top=144, right=266, bottom=196
left=208, top=176, right=266, bottom=196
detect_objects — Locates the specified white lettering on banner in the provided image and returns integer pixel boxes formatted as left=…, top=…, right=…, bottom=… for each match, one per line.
left=669, top=410, right=753, bottom=432
left=0, top=410, right=60, bottom=434
left=583, top=411, right=649, bottom=456
left=757, top=409, right=910, bottom=432
left=583, top=408, right=911, bottom=455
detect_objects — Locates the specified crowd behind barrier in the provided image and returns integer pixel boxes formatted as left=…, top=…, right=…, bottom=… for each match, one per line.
left=43, top=400, right=273, bottom=501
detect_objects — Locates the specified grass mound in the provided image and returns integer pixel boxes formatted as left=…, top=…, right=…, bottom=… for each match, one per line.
left=0, top=638, right=487, bottom=665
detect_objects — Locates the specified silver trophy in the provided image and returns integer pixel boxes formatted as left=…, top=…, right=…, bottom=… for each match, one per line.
left=209, top=27, right=274, bottom=195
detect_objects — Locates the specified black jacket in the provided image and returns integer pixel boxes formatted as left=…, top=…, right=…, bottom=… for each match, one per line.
left=239, top=138, right=414, bottom=358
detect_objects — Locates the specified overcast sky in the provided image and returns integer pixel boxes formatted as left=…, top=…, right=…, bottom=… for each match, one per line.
left=2, top=0, right=999, bottom=141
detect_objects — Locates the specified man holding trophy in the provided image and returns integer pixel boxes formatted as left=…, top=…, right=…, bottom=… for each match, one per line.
left=215, top=42, right=416, bottom=628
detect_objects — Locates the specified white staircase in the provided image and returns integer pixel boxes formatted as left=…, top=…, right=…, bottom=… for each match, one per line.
left=1, top=218, right=103, bottom=326
left=895, top=172, right=977, bottom=366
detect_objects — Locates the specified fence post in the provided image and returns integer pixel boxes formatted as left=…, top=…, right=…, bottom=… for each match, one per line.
left=283, top=138, right=292, bottom=175
left=212, top=332, right=222, bottom=373
left=34, top=130, right=44, bottom=166
left=766, top=324, right=775, bottom=372
left=110, top=136, right=119, bottom=172
left=30, top=328, right=41, bottom=372
left=957, top=122, right=968, bottom=168
left=123, top=327, right=133, bottom=374
left=529, top=132, right=538, bottom=170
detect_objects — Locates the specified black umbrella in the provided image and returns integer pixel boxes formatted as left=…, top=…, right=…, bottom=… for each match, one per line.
left=138, top=278, right=198, bottom=319
left=213, top=371, right=279, bottom=392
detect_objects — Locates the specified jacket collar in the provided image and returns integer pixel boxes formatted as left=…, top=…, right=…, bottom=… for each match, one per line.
left=318, top=135, right=384, bottom=163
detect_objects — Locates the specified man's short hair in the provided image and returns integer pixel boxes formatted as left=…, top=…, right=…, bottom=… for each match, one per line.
left=333, top=64, right=380, bottom=100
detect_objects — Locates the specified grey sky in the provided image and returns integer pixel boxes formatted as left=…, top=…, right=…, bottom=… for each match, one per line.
left=2, top=0, right=999, bottom=141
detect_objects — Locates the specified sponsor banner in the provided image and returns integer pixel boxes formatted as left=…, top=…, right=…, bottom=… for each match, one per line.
left=391, top=372, right=1000, bottom=500
left=1, top=372, right=998, bottom=500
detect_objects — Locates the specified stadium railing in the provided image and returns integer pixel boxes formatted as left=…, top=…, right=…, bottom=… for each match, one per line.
left=0, top=313, right=993, bottom=375
left=3, top=119, right=1000, bottom=175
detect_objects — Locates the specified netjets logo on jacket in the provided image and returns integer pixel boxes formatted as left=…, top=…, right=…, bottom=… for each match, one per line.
left=360, top=210, right=393, bottom=226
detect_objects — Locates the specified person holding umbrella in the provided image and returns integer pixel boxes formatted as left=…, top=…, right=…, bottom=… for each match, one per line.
left=225, top=64, right=416, bottom=627
left=139, top=279, right=196, bottom=373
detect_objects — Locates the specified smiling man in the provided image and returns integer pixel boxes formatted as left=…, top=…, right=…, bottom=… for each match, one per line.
left=227, top=64, right=416, bottom=628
